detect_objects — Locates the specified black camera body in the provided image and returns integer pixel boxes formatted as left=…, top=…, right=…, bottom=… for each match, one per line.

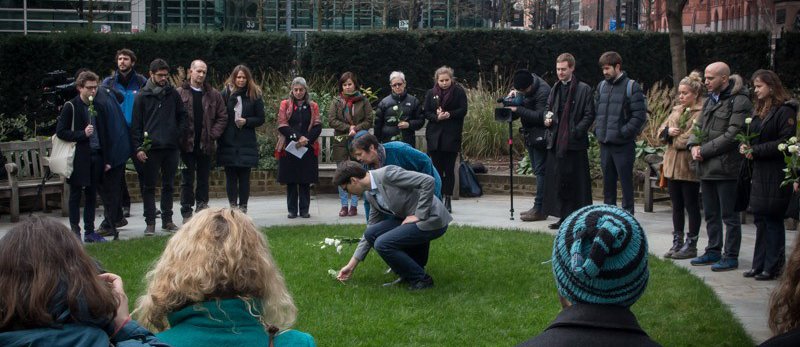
left=494, top=93, right=525, bottom=122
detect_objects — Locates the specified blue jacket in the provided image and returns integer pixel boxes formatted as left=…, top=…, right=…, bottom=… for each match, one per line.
left=103, top=70, right=148, bottom=127
left=594, top=72, right=648, bottom=144
left=95, top=86, right=132, bottom=168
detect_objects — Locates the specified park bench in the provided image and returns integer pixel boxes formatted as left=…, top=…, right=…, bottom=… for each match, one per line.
left=0, top=139, right=69, bottom=222
left=643, top=155, right=669, bottom=213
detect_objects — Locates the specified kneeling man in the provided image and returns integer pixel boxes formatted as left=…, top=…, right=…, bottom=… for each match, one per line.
left=335, top=161, right=451, bottom=290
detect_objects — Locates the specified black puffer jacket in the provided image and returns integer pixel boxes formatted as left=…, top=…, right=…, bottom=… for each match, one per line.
left=748, top=100, right=799, bottom=216
left=688, top=75, right=753, bottom=180
left=513, top=73, right=551, bottom=129
left=216, top=88, right=266, bottom=168
left=130, top=82, right=187, bottom=152
left=374, top=93, right=424, bottom=146
left=593, top=72, right=648, bottom=144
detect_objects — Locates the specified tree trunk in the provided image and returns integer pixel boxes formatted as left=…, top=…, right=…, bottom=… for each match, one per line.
left=667, top=0, right=688, bottom=87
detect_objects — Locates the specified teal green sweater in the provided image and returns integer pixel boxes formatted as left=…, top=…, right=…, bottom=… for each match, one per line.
left=156, top=298, right=315, bottom=347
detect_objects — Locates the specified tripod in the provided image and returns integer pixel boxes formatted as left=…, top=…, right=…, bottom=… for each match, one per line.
left=507, top=120, right=514, bottom=220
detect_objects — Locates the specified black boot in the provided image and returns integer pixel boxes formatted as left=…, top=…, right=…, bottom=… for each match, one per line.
left=672, top=235, right=698, bottom=259
left=444, top=196, right=452, bottom=213
left=664, top=232, right=685, bottom=258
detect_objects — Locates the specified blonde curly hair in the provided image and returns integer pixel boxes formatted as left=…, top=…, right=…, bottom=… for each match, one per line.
left=134, top=208, right=296, bottom=332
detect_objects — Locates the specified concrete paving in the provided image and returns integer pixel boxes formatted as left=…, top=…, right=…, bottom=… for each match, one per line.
left=0, top=193, right=793, bottom=344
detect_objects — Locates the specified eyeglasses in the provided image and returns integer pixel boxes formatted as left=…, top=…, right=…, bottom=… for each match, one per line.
left=391, top=83, right=404, bottom=87
left=83, top=85, right=98, bottom=90
left=154, top=73, right=169, bottom=78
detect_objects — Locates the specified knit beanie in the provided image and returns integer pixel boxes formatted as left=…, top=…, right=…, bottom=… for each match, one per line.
left=552, top=204, right=649, bottom=307
left=513, top=70, right=534, bottom=90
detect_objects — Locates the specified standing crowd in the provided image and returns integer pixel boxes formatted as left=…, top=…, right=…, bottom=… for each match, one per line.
left=1, top=47, right=799, bottom=346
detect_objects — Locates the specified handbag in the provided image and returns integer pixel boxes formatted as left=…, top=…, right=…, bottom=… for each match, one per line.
left=46, top=102, right=77, bottom=178
left=458, top=154, right=483, bottom=198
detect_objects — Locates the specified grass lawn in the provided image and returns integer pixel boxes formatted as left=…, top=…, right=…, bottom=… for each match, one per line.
left=88, top=224, right=753, bottom=346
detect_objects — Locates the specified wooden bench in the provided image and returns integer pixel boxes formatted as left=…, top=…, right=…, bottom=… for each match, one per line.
left=0, top=140, right=69, bottom=222
left=643, top=160, right=670, bottom=212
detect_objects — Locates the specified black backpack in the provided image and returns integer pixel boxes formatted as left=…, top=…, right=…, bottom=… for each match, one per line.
left=459, top=155, right=483, bottom=198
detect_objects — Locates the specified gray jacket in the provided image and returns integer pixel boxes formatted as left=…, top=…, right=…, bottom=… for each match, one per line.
left=687, top=75, right=753, bottom=180
left=594, top=72, right=648, bottom=144
left=353, top=165, right=452, bottom=261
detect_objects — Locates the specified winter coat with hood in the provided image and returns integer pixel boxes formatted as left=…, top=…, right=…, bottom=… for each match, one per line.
left=688, top=75, right=754, bottom=180
left=177, top=81, right=228, bottom=155
left=747, top=99, right=799, bottom=217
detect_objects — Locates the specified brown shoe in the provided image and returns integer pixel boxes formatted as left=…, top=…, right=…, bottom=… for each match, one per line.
left=519, top=207, right=537, bottom=217
left=348, top=206, right=358, bottom=216
left=521, top=211, right=548, bottom=222
left=339, top=206, right=348, bottom=217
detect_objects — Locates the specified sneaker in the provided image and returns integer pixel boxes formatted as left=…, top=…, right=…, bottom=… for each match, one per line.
left=144, top=225, right=156, bottom=236
left=84, top=232, right=108, bottom=243
left=382, top=278, right=407, bottom=287
left=196, top=201, right=209, bottom=211
left=115, top=218, right=128, bottom=228
left=162, top=222, right=179, bottom=232
left=239, top=205, right=248, bottom=214
left=408, top=275, right=434, bottom=290
left=300, top=213, right=311, bottom=218
left=288, top=212, right=298, bottom=219
left=711, top=258, right=739, bottom=272
left=97, top=226, right=116, bottom=237
left=690, top=252, right=722, bottom=266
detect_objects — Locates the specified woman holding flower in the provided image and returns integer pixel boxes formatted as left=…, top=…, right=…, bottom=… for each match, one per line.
left=739, top=69, right=797, bottom=281
left=374, top=71, right=424, bottom=147
left=423, top=66, right=468, bottom=212
left=328, top=72, right=373, bottom=217
left=659, top=71, right=704, bottom=259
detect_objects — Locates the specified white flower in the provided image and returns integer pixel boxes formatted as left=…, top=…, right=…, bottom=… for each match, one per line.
left=779, top=143, right=787, bottom=151
left=320, top=245, right=326, bottom=249
left=144, top=131, right=149, bottom=137
left=545, top=111, right=554, bottom=120
left=790, top=137, right=798, bottom=144
left=324, top=238, right=335, bottom=246
left=334, top=239, right=341, bottom=247
left=336, top=245, right=343, bottom=254
left=327, top=269, right=338, bottom=277
left=88, top=95, right=94, bottom=102
left=788, top=145, right=799, bottom=154
left=392, top=105, right=399, bottom=111
left=745, top=117, right=752, bottom=124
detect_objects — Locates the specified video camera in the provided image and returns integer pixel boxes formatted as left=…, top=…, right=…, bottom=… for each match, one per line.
left=494, top=92, right=525, bottom=122
left=40, top=70, right=78, bottom=117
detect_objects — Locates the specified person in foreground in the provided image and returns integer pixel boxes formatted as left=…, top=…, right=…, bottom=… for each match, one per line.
left=335, top=161, right=451, bottom=290
left=517, top=205, right=660, bottom=347
left=135, top=208, right=315, bottom=347
left=0, top=217, right=166, bottom=347
left=761, top=235, right=800, bottom=346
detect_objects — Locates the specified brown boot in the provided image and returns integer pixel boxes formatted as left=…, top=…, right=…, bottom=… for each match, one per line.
left=521, top=211, right=548, bottom=222
left=519, top=207, right=537, bottom=217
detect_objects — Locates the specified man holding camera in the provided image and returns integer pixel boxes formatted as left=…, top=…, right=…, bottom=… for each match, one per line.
left=505, top=69, right=551, bottom=222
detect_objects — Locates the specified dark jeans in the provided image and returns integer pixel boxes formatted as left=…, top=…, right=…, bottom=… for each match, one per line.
left=99, top=165, right=125, bottom=230
left=364, top=218, right=446, bottom=282
left=121, top=154, right=145, bottom=209
left=287, top=183, right=310, bottom=215
left=752, top=214, right=786, bottom=274
left=141, top=149, right=179, bottom=225
left=225, top=166, right=251, bottom=207
left=180, top=151, right=211, bottom=217
left=429, top=150, right=458, bottom=196
left=667, top=179, right=701, bottom=239
left=69, top=152, right=102, bottom=232
left=701, top=179, right=741, bottom=258
left=525, top=144, right=547, bottom=212
left=600, top=142, right=635, bottom=214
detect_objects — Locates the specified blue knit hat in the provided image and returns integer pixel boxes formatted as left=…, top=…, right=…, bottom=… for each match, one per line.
left=552, top=205, right=649, bottom=307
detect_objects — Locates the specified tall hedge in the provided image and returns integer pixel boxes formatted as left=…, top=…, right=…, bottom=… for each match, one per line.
left=0, top=31, right=293, bottom=131
left=776, top=32, right=800, bottom=91
left=301, top=30, right=771, bottom=96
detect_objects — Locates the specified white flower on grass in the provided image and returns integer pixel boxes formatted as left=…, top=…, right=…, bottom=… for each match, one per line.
left=745, top=117, right=752, bottom=124
left=790, top=137, right=798, bottom=144
left=327, top=269, right=338, bottom=278
left=334, top=239, right=341, bottom=247
left=320, top=245, right=326, bottom=249
left=779, top=143, right=788, bottom=151
left=789, top=145, right=799, bottom=154
left=324, top=238, right=335, bottom=246
left=336, top=245, right=343, bottom=254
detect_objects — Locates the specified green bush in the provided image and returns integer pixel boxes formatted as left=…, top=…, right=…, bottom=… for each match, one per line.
left=776, top=32, right=800, bottom=90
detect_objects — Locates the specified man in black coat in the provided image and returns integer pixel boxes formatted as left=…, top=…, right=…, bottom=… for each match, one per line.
left=131, top=59, right=187, bottom=236
left=594, top=51, right=648, bottom=215
left=506, top=69, right=551, bottom=222
left=541, top=53, right=595, bottom=230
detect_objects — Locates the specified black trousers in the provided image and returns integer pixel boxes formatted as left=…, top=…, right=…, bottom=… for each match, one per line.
left=121, top=153, right=145, bottom=209
left=429, top=150, right=458, bottom=196
left=99, top=165, right=125, bottom=231
left=141, top=149, right=179, bottom=225
left=752, top=214, right=786, bottom=274
left=286, top=183, right=310, bottom=215
left=68, top=152, right=102, bottom=232
left=225, top=166, right=251, bottom=207
left=667, top=179, right=701, bottom=239
left=600, top=142, right=636, bottom=214
left=180, top=151, right=211, bottom=217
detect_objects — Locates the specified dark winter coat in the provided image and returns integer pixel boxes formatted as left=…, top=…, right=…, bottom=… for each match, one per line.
left=93, top=86, right=132, bottom=169
left=546, top=79, right=596, bottom=151
left=56, top=97, right=93, bottom=186
left=374, top=93, right=424, bottom=147
left=748, top=100, right=799, bottom=216
left=102, top=69, right=148, bottom=126
left=130, top=82, right=187, bottom=153
left=516, top=304, right=661, bottom=347
left=688, top=76, right=753, bottom=180
left=513, top=73, right=551, bottom=130
left=177, top=82, right=228, bottom=155
left=422, top=85, right=468, bottom=153
left=277, top=100, right=322, bottom=184
left=217, top=88, right=266, bottom=168
left=594, top=72, right=648, bottom=144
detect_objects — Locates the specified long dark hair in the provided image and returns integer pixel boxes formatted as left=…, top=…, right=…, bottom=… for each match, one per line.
left=751, top=69, right=790, bottom=118
left=0, top=217, right=117, bottom=330
left=225, top=64, right=262, bottom=100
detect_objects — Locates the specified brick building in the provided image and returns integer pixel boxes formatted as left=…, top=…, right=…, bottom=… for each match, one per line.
left=647, top=0, right=800, bottom=35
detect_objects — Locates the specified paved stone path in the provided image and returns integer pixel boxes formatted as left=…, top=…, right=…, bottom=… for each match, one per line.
left=1, top=194, right=793, bottom=344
